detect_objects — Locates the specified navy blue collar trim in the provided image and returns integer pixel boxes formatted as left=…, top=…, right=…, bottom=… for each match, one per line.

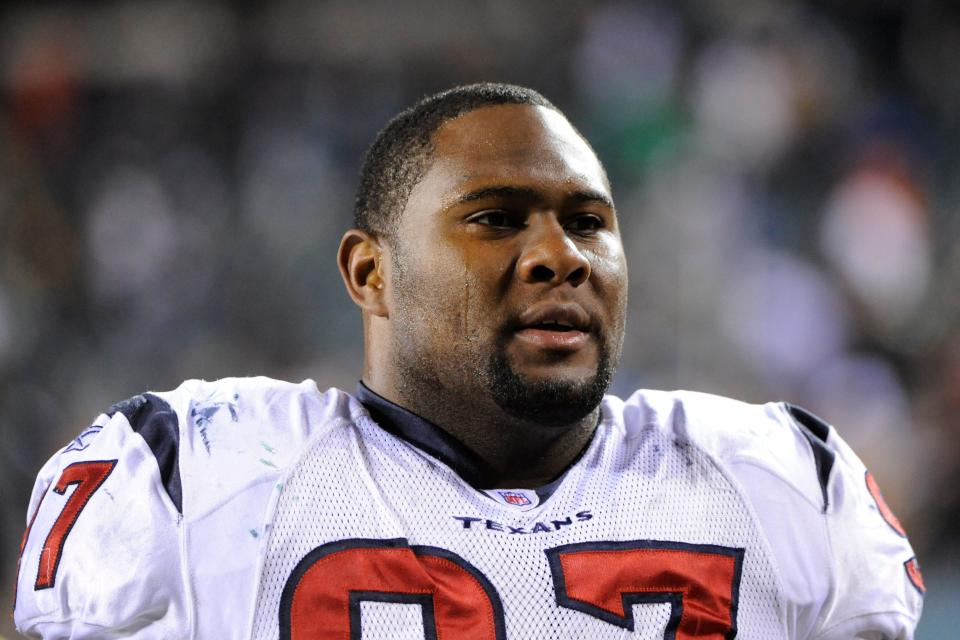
left=354, top=381, right=590, bottom=502
left=355, top=381, right=495, bottom=488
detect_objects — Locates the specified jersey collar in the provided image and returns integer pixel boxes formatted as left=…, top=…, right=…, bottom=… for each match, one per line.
left=355, top=381, right=493, bottom=488
left=354, top=381, right=573, bottom=503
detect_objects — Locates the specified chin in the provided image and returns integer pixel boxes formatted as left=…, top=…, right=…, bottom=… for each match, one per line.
left=485, top=353, right=613, bottom=427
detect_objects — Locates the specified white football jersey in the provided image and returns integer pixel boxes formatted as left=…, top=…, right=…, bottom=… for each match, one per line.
left=14, top=377, right=923, bottom=639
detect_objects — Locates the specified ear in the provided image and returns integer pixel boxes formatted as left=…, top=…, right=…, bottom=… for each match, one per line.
left=338, top=229, right=389, bottom=317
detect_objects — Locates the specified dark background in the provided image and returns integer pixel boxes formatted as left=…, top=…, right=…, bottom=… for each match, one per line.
left=1, top=1, right=958, bottom=636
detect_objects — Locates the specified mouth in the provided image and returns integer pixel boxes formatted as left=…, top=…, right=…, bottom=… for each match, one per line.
left=512, top=304, right=594, bottom=351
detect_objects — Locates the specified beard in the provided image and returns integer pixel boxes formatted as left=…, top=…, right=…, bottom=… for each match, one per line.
left=392, top=312, right=620, bottom=429
left=482, top=330, right=617, bottom=426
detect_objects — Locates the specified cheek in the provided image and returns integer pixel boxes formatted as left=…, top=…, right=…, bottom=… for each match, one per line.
left=454, top=257, right=510, bottom=341
left=394, top=234, right=514, bottom=350
left=587, top=240, right=629, bottom=320
left=395, top=250, right=484, bottom=339
left=589, top=238, right=628, bottom=288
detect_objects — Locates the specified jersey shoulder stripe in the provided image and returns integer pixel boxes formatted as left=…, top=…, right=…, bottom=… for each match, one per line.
left=784, top=403, right=836, bottom=512
left=107, top=393, right=182, bottom=512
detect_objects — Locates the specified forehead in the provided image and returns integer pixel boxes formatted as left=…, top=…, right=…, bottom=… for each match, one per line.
left=405, top=104, right=610, bottom=215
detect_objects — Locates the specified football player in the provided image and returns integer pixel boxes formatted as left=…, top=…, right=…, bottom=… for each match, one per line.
left=14, top=83, right=923, bottom=638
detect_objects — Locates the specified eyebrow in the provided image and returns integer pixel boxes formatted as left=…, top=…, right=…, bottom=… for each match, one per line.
left=455, top=185, right=614, bottom=210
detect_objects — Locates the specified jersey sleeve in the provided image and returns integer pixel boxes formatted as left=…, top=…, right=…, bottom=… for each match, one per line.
left=14, top=395, right=189, bottom=639
left=787, top=404, right=925, bottom=639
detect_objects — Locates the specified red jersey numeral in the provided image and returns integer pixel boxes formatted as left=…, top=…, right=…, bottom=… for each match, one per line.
left=282, top=538, right=743, bottom=639
left=280, top=539, right=506, bottom=640
left=547, top=540, right=744, bottom=638
left=865, top=470, right=907, bottom=537
left=34, top=460, right=117, bottom=590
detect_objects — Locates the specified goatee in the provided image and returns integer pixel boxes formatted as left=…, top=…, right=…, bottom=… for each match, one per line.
left=484, top=335, right=615, bottom=426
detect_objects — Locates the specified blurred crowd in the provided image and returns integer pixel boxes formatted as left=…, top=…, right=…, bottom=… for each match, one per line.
left=1, top=1, right=958, bottom=635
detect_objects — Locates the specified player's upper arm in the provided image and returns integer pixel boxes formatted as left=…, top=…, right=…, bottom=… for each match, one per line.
left=779, top=403, right=924, bottom=640
left=14, top=394, right=189, bottom=639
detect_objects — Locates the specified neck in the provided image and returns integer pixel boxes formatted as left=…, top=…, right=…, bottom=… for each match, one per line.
left=362, top=372, right=600, bottom=488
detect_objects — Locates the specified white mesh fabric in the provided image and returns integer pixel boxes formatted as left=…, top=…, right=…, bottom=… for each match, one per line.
left=360, top=602, right=426, bottom=639
left=249, top=400, right=786, bottom=639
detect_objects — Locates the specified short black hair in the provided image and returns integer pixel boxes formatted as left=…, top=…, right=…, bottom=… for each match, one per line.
left=353, top=82, right=557, bottom=239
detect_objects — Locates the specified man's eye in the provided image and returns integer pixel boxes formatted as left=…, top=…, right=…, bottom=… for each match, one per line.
left=566, top=215, right=604, bottom=233
left=469, top=210, right=517, bottom=228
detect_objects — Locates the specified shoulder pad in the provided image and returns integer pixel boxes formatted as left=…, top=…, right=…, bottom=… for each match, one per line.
left=151, top=377, right=353, bottom=520
left=619, top=389, right=833, bottom=513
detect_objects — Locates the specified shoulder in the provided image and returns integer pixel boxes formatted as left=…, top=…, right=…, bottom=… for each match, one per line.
left=66, top=376, right=355, bottom=517
left=34, top=377, right=358, bottom=516
left=152, top=375, right=353, bottom=437
left=612, top=389, right=828, bottom=509
left=14, top=377, right=358, bottom=638
left=165, top=376, right=357, bottom=517
left=609, top=389, right=924, bottom=637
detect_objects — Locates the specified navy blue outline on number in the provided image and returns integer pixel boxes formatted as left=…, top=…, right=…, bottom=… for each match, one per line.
left=903, top=557, right=926, bottom=595
left=545, top=539, right=744, bottom=639
left=279, top=538, right=506, bottom=640
left=348, top=591, right=437, bottom=640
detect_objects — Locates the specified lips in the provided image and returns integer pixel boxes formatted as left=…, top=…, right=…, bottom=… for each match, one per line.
left=516, top=303, right=592, bottom=333
left=513, top=303, right=594, bottom=351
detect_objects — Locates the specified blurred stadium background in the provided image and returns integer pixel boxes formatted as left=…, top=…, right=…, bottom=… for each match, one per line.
left=1, top=1, right=958, bottom=636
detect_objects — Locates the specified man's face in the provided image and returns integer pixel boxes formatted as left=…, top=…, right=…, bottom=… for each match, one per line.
left=388, top=104, right=627, bottom=425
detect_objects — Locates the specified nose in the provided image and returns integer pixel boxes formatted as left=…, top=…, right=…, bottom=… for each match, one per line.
left=516, top=216, right=591, bottom=287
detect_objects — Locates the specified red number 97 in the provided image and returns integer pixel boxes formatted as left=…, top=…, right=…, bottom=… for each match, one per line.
left=280, top=538, right=743, bottom=639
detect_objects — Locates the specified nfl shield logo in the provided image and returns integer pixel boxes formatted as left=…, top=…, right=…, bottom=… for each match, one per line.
left=498, top=491, right=532, bottom=506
